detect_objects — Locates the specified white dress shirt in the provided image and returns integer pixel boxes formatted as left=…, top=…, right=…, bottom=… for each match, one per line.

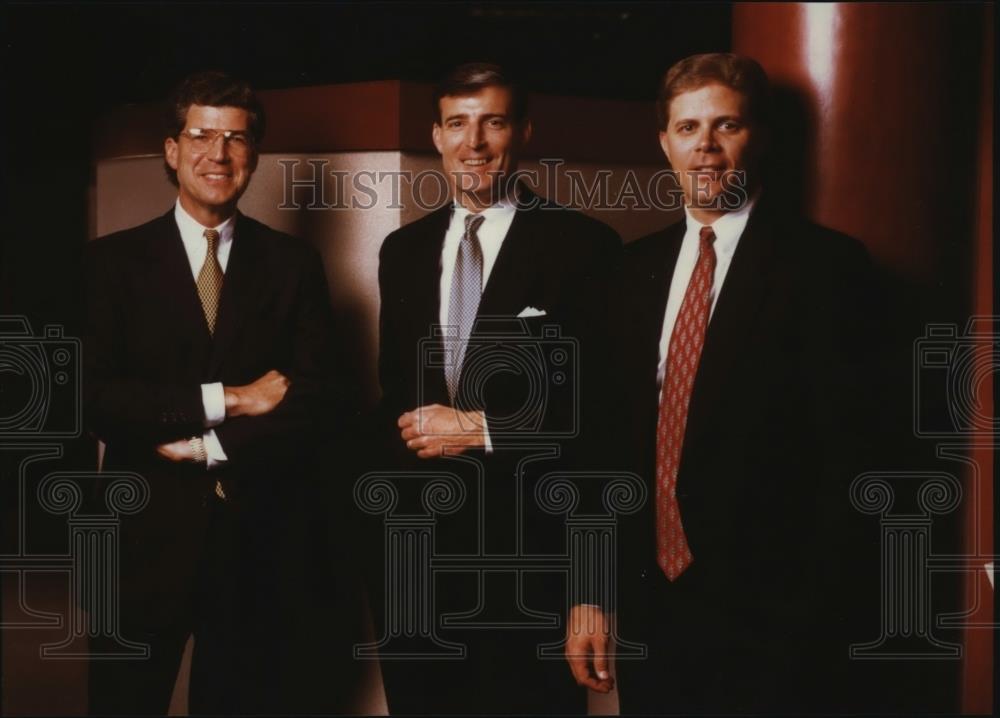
left=173, top=200, right=234, bottom=468
left=438, top=199, right=518, bottom=451
left=656, top=194, right=759, bottom=395
left=438, top=200, right=517, bottom=327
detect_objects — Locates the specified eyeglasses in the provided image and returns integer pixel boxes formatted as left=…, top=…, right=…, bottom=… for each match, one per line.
left=178, top=128, right=254, bottom=155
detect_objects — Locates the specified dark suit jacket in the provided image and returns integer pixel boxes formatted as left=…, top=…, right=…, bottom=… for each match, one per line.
left=371, top=188, right=621, bottom=614
left=83, top=208, right=335, bottom=631
left=377, top=192, right=621, bottom=446
left=612, top=196, right=878, bottom=712
left=368, top=190, right=622, bottom=712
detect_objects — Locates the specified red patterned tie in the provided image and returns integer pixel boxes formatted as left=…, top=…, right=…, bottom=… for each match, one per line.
left=655, top=225, right=717, bottom=581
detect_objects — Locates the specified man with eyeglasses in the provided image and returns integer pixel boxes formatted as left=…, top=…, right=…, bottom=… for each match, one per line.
left=83, top=70, right=336, bottom=714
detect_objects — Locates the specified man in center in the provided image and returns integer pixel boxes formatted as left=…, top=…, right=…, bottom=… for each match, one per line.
left=370, top=62, right=621, bottom=714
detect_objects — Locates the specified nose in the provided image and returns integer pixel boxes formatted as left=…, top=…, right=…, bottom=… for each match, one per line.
left=464, top=123, right=485, bottom=149
left=696, top=126, right=720, bottom=152
left=206, top=133, right=230, bottom=162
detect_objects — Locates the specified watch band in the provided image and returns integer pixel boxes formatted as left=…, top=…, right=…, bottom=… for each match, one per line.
left=188, top=436, right=207, bottom=464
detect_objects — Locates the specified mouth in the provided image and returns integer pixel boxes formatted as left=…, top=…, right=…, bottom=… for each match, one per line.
left=201, top=173, right=232, bottom=182
left=461, top=158, right=491, bottom=167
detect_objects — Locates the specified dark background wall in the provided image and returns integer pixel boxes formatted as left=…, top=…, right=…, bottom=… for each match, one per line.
left=2, top=2, right=730, bottom=331
left=1, top=2, right=993, bottom=715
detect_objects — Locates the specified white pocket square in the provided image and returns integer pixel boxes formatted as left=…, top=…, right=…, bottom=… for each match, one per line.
left=517, top=306, right=547, bottom=318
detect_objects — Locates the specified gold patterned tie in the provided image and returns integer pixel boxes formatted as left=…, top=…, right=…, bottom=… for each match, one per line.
left=197, top=229, right=224, bottom=335
left=196, top=229, right=227, bottom=499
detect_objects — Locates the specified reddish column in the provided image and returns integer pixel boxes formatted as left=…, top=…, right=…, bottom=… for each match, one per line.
left=734, top=4, right=993, bottom=713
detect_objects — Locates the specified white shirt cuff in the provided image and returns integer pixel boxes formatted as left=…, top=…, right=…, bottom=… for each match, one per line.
left=201, top=382, right=226, bottom=427
left=482, top=414, right=493, bottom=455
left=203, top=430, right=228, bottom=470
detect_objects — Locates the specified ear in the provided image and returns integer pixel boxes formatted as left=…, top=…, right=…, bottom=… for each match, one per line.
left=248, top=149, right=259, bottom=174
left=658, top=130, right=672, bottom=166
left=432, top=123, right=443, bottom=155
left=519, top=119, right=533, bottom=146
left=164, top=137, right=179, bottom=171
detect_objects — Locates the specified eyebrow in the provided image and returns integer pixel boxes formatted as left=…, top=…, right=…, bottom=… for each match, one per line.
left=673, top=114, right=743, bottom=127
left=442, top=112, right=509, bottom=123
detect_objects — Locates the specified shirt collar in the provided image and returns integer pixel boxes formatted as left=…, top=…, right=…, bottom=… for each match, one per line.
left=173, top=199, right=235, bottom=245
left=450, top=195, right=517, bottom=228
left=683, top=188, right=761, bottom=246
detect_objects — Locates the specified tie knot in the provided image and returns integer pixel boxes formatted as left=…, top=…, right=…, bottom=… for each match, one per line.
left=204, top=228, right=220, bottom=251
left=698, top=225, right=716, bottom=245
left=464, top=213, right=485, bottom=239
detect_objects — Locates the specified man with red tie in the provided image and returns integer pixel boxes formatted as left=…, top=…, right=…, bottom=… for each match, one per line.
left=565, top=53, right=876, bottom=713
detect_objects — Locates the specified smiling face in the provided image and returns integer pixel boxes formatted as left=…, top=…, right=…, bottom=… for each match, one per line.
left=659, top=83, right=761, bottom=224
left=164, top=104, right=257, bottom=227
left=432, top=85, right=532, bottom=211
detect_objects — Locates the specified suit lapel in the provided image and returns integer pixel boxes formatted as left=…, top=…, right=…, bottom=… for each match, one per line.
left=636, top=224, right=684, bottom=365
left=416, top=207, right=452, bottom=402
left=628, top=224, right=684, bottom=428
left=416, top=207, right=451, bottom=335
left=148, top=211, right=214, bottom=354
left=207, top=212, right=261, bottom=376
left=685, top=202, right=776, bottom=442
left=475, top=205, right=542, bottom=320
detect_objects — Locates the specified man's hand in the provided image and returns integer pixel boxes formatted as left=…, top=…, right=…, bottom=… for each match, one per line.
left=224, top=370, right=290, bottom=417
left=398, top=404, right=485, bottom=458
left=156, top=438, right=195, bottom=463
left=566, top=604, right=614, bottom=693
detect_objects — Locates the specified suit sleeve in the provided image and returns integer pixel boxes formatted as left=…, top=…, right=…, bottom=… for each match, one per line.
left=212, top=248, right=337, bottom=466
left=805, top=235, right=883, bottom=589
left=370, top=234, right=412, bottom=457
left=83, top=241, right=206, bottom=446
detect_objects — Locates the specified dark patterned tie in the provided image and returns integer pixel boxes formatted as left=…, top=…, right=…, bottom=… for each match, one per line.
left=655, top=225, right=717, bottom=581
left=446, top=213, right=485, bottom=402
left=197, top=229, right=224, bottom=335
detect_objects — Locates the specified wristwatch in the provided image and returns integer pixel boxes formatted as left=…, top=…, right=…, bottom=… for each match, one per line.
left=188, top=436, right=207, bottom=464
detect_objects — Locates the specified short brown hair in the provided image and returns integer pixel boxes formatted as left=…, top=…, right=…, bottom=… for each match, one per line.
left=433, top=62, right=528, bottom=124
left=656, top=53, right=770, bottom=130
left=163, top=70, right=265, bottom=186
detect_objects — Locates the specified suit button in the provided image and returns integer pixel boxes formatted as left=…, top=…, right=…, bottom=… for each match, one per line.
left=639, top=569, right=648, bottom=580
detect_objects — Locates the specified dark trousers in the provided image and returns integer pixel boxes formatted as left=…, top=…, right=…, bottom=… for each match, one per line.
left=87, top=499, right=273, bottom=716
left=360, top=448, right=589, bottom=715
left=369, top=569, right=586, bottom=715
left=615, top=556, right=858, bottom=716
